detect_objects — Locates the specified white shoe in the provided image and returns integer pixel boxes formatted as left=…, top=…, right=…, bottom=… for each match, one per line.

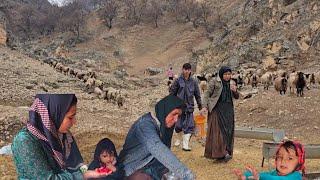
left=182, top=134, right=192, bottom=151
left=174, top=139, right=181, bottom=146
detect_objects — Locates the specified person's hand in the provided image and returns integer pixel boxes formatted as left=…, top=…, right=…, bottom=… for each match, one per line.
left=83, top=170, right=111, bottom=179
left=200, top=107, right=208, bottom=115
left=112, top=159, right=117, bottom=165
left=106, top=163, right=117, bottom=172
left=231, top=84, right=237, bottom=92
left=233, top=169, right=246, bottom=180
left=245, top=165, right=259, bottom=180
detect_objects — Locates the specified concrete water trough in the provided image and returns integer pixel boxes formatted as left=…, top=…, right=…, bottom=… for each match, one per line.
left=305, top=172, right=320, bottom=180
left=235, top=127, right=285, bottom=142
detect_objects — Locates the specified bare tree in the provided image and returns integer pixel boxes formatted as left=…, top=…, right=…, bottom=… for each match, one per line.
left=172, top=0, right=203, bottom=28
left=36, top=5, right=61, bottom=35
left=170, top=0, right=198, bottom=24
left=167, top=0, right=182, bottom=22
left=123, top=0, right=148, bottom=25
left=17, top=5, right=38, bottom=40
left=190, top=1, right=202, bottom=28
left=100, top=0, right=118, bottom=29
left=147, top=0, right=164, bottom=28
left=59, top=0, right=87, bottom=39
left=180, top=0, right=194, bottom=22
left=199, top=0, right=212, bottom=26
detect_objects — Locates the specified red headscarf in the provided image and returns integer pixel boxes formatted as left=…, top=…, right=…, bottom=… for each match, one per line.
left=275, top=140, right=305, bottom=175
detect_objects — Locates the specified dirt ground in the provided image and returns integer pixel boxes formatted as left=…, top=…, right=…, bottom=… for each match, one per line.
left=0, top=46, right=320, bottom=179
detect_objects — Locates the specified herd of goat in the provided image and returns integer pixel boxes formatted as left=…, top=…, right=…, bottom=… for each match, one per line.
left=191, top=68, right=320, bottom=97
left=41, top=57, right=320, bottom=105
left=43, top=58, right=125, bottom=107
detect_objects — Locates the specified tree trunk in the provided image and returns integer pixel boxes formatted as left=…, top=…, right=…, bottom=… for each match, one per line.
left=108, top=18, right=113, bottom=29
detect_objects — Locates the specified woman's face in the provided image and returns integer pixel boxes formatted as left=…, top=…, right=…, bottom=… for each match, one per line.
left=58, top=105, right=77, bottom=133
left=276, top=147, right=299, bottom=176
left=100, top=151, right=115, bottom=165
left=165, top=108, right=182, bottom=128
left=222, top=71, right=232, bottom=81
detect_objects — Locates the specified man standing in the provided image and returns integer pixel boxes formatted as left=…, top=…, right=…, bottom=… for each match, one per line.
left=170, top=63, right=202, bottom=151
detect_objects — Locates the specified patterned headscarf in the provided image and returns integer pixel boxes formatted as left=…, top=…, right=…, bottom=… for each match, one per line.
left=27, top=94, right=83, bottom=171
left=275, top=140, right=305, bottom=175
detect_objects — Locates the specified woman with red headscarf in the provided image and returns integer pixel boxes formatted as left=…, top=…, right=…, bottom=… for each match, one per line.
left=234, top=140, right=305, bottom=180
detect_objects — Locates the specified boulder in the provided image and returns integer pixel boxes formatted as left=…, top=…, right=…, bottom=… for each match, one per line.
left=263, top=56, right=277, bottom=70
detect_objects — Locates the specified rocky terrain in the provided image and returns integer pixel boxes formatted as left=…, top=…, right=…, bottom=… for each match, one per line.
left=194, top=0, right=320, bottom=74
left=0, top=0, right=320, bottom=179
left=0, top=45, right=320, bottom=179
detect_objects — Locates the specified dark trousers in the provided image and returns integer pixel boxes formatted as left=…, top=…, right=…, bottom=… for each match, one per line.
left=175, top=111, right=194, bottom=134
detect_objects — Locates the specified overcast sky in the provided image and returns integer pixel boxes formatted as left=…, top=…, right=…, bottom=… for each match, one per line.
left=48, top=0, right=64, bottom=6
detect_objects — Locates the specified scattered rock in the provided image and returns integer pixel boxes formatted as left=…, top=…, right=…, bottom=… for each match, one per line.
left=45, top=81, right=60, bottom=89
left=279, top=110, right=284, bottom=115
left=114, top=69, right=128, bottom=78
left=144, top=67, right=163, bottom=76
left=39, top=85, right=48, bottom=92
left=263, top=56, right=277, bottom=70
left=25, top=85, right=34, bottom=90
left=240, top=89, right=258, bottom=99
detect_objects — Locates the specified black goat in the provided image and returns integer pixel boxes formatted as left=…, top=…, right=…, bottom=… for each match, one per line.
left=251, top=74, right=258, bottom=88
left=280, top=78, right=288, bottom=95
left=196, top=75, right=207, bottom=82
left=296, top=72, right=306, bottom=97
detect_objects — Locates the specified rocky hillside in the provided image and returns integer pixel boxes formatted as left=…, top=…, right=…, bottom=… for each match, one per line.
left=0, top=0, right=320, bottom=179
left=195, top=0, right=320, bottom=73
left=1, top=45, right=320, bottom=179
left=1, top=0, right=319, bottom=75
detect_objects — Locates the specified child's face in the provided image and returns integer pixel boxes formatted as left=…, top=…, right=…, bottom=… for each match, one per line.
left=276, top=147, right=299, bottom=176
left=100, top=151, right=115, bottom=165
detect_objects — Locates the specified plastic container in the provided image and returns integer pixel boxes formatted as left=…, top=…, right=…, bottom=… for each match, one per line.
left=194, top=114, right=206, bottom=138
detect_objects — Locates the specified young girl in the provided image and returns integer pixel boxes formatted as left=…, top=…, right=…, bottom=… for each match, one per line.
left=234, top=140, right=305, bottom=180
left=88, top=138, right=124, bottom=180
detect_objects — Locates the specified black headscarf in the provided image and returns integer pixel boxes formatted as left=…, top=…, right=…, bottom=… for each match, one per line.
left=216, top=67, right=235, bottom=155
left=218, top=66, right=232, bottom=81
left=27, top=94, right=83, bottom=171
left=218, top=66, right=232, bottom=102
left=155, top=95, right=185, bottom=148
left=88, top=138, right=118, bottom=170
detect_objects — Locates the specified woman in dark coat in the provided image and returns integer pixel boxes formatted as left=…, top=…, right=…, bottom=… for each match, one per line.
left=202, top=66, right=239, bottom=162
left=118, top=95, right=194, bottom=180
